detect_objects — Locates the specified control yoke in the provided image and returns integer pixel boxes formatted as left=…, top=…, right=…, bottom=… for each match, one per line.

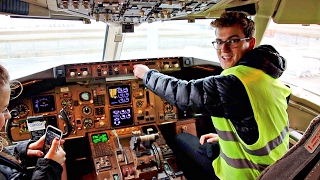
left=5, top=109, right=72, bottom=144
left=59, top=109, right=72, bottom=138
left=5, top=109, right=20, bottom=144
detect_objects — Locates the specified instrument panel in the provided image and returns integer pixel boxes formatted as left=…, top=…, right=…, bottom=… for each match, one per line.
left=9, top=57, right=183, bottom=142
left=9, top=80, right=179, bottom=141
left=6, top=57, right=221, bottom=180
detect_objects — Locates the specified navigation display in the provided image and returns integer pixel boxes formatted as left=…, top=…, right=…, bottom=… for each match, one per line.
left=108, top=85, right=131, bottom=105
left=32, top=95, right=56, bottom=114
left=91, top=133, right=108, bottom=144
left=110, top=107, right=133, bottom=127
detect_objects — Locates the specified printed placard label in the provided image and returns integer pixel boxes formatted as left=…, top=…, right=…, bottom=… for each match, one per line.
left=304, top=125, right=320, bottom=153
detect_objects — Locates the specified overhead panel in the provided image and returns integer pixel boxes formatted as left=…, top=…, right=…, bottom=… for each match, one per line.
left=52, top=0, right=250, bottom=27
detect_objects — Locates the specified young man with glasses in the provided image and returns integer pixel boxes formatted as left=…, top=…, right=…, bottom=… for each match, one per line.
left=133, top=11, right=291, bottom=180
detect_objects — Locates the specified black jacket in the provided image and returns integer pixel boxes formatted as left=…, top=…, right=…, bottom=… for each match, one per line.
left=143, top=45, right=288, bottom=145
left=0, top=140, right=63, bottom=180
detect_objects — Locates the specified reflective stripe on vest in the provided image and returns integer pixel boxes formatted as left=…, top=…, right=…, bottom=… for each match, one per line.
left=220, top=151, right=269, bottom=171
left=216, top=125, right=289, bottom=156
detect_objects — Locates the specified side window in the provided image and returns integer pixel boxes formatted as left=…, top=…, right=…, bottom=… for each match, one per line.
left=261, top=22, right=320, bottom=103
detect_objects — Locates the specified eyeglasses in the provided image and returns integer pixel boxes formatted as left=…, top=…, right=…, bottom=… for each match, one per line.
left=212, top=37, right=251, bottom=50
left=1, top=108, right=9, bottom=114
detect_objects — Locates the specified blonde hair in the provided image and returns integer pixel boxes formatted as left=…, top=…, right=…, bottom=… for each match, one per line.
left=0, top=64, right=20, bottom=163
left=0, top=151, right=21, bottom=164
left=0, top=64, right=10, bottom=88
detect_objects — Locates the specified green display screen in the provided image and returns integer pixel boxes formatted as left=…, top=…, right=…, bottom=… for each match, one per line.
left=91, top=133, right=108, bottom=144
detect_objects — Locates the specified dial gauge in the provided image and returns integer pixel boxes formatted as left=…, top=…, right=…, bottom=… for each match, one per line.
left=136, top=100, right=143, bottom=108
left=83, top=118, right=93, bottom=128
left=164, top=102, right=173, bottom=113
left=79, top=91, right=91, bottom=102
left=61, top=99, right=72, bottom=109
left=82, top=106, right=92, bottom=116
left=14, top=103, right=29, bottom=118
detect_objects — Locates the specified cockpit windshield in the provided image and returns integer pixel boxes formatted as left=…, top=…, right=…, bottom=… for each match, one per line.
left=120, top=19, right=216, bottom=61
left=0, top=15, right=106, bottom=79
left=0, top=14, right=319, bottom=104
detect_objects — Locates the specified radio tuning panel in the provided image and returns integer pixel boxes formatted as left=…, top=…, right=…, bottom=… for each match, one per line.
left=66, top=64, right=92, bottom=82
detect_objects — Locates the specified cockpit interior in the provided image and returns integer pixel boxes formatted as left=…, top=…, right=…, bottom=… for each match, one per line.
left=7, top=57, right=224, bottom=179
left=1, top=0, right=320, bottom=179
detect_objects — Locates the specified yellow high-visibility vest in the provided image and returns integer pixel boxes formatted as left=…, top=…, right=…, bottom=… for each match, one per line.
left=213, top=65, right=291, bottom=180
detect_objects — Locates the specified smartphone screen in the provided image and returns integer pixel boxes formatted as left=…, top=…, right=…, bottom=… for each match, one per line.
left=42, top=125, right=62, bottom=154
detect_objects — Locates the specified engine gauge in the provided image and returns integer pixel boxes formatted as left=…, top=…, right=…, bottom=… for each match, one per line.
left=14, top=103, right=29, bottom=118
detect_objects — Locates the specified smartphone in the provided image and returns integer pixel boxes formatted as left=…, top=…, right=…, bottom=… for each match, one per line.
left=42, top=125, right=63, bottom=154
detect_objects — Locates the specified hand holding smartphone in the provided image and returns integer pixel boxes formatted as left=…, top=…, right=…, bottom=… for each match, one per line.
left=42, top=125, right=63, bottom=154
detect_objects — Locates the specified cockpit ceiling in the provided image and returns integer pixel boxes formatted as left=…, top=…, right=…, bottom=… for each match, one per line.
left=0, top=0, right=319, bottom=26
left=1, top=0, right=258, bottom=25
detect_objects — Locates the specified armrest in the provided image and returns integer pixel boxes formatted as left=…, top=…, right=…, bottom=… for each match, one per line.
left=289, top=129, right=303, bottom=142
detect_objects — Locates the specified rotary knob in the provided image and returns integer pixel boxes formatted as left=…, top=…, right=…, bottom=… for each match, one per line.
left=163, top=64, right=170, bottom=69
left=82, top=71, right=88, bottom=76
left=174, top=63, right=180, bottom=68
left=114, top=67, right=119, bottom=74
left=70, top=72, right=76, bottom=77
